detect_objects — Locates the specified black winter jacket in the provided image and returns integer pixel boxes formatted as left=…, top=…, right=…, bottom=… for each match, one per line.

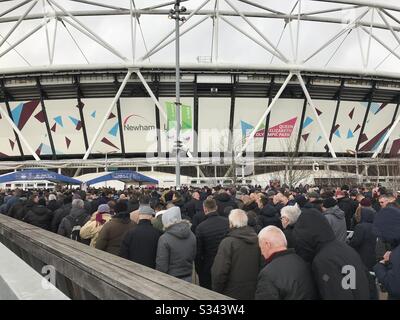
left=294, top=208, right=371, bottom=300
left=337, top=197, right=356, bottom=231
left=51, top=203, right=72, bottom=233
left=214, top=193, right=238, bottom=217
left=120, top=219, right=161, bottom=269
left=348, top=208, right=377, bottom=270
left=23, top=205, right=53, bottom=231
left=195, top=212, right=229, bottom=288
left=259, top=204, right=282, bottom=229
left=255, top=249, right=317, bottom=300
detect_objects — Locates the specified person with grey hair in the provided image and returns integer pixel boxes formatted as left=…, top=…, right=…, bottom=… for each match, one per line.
left=255, top=226, right=317, bottom=300
left=156, top=206, right=196, bottom=282
left=46, top=193, right=59, bottom=211
left=211, top=209, right=261, bottom=299
left=57, top=198, right=90, bottom=241
left=280, top=205, right=301, bottom=248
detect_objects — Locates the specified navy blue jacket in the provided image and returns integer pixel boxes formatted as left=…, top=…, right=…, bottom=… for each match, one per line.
left=348, top=208, right=377, bottom=270
left=374, top=245, right=400, bottom=300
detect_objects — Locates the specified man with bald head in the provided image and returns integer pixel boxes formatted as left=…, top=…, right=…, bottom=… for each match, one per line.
left=255, top=226, right=317, bottom=300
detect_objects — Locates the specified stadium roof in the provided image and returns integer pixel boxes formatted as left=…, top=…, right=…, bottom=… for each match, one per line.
left=1, top=0, right=400, bottom=77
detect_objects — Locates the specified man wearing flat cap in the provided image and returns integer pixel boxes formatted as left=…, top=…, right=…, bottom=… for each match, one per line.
left=120, top=200, right=162, bottom=268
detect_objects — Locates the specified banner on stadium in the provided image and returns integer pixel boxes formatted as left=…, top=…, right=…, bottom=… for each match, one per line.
left=241, top=117, right=297, bottom=139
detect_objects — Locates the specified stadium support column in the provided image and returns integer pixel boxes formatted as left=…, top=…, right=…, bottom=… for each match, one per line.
left=379, top=96, right=400, bottom=157
left=295, top=78, right=311, bottom=155
left=83, top=70, right=133, bottom=161
left=0, top=81, right=24, bottom=159
left=0, top=101, right=40, bottom=161
left=75, top=76, right=89, bottom=151
left=37, top=78, right=56, bottom=159
left=153, top=75, right=161, bottom=157
left=297, top=73, right=337, bottom=158
left=372, top=103, right=400, bottom=158
left=356, top=82, right=376, bottom=152
left=114, top=75, right=126, bottom=157
left=329, top=79, right=345, bottom=155
left=237, top=73, right=293, bottom=159
left=262, top=76, right=275, bottom=157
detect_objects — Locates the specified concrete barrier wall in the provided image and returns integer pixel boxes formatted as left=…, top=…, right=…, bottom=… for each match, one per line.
left=0, top=214, right=230, bottom=300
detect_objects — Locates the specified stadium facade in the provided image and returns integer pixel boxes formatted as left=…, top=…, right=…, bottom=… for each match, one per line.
left=1, top=0, right=400, bottom=183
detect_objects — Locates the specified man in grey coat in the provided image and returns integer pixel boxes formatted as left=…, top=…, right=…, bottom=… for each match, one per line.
left=322, top=197, right=347, bottom=242
left=156, top=206, right=196, bottom=282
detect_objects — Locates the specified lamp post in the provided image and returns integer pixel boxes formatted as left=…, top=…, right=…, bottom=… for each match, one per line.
left=169, top=1, right=186, bottom=189
left=97, top=150, right=117, bottom=187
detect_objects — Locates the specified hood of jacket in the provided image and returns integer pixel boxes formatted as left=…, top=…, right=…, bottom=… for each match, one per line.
left=261, top=204, right=278, bottom=217
left=360, top=207, right=375, bottom=223
left=324, top=205, right=345, bottom=220
left=31, top=205, right=50, bottom=216
left=373, top=206, right=400, bottom=246
left=172, top=198, right=185, bottom=208
left=242, top=200, right=258, bottom=212
left=70, top=207, right=87, bottom=218
left=166, top=221, right=191, bottom=239
left=293, top=208, right=335, bottom=262
left=337, top=197, right=352, bottom=204
left=228, top=226, right=258, bottom=244
left=114, top=211, right=131, bottom=221
left=215, top=192, right=233, bottom=203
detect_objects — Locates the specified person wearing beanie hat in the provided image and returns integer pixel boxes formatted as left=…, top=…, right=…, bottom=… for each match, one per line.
left=360, top=198, right=372, bottom=207
left=322, top=198, right=347, bottom=242
left=156, top=206, right=196, bottom=282
left=120, top=204, right=161, bottom=269
left=80, top=204, right=112, bottom=248
left=294, top=195, right=309, bottom=208
left=349, top=199, right=377, bottom=271
left=95, top=200, right=135, bottom=255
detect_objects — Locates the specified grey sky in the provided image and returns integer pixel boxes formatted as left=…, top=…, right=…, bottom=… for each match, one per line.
left=0, top=0, right=400, bottom=74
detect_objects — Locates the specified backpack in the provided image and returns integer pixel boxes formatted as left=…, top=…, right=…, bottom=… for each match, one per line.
left=66, top=214, right=90, bottom=244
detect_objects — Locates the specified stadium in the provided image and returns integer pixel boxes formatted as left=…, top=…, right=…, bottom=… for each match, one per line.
left=0, top=0, right=400, bottom=303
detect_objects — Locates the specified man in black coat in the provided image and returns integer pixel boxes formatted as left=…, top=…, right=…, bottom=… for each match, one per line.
left=184, top=191, right=203, bottom=221
left=256, top=225, right=317, bottom=300
left=257, top=196, right=281, bottom=229
left=51, top=195, right=73, bottom=233
left=195, top=198, right=229, bottom=289
left=293, top=208, right=371, bottom=300
left=120, top=204, right=161, bottom=269
left=23, top=198, right=53, bottom=231
left=336, top=191, right=356, bottom=231
left=214, top=190, right=237, bottom=217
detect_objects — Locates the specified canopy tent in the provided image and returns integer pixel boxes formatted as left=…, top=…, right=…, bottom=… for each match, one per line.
left=0, top=169, right=82, bottom=185
left=84, top=170, right=158, bottom=186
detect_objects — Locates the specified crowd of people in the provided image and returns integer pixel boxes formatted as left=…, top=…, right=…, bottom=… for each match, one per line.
left=0, top=183, right=399, bottom=300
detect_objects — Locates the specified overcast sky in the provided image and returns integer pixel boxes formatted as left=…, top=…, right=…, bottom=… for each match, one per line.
left=1, top=0, right=400, bottom=75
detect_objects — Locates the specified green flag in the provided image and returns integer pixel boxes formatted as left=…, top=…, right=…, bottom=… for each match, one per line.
left=181, top=104, right=192, bottom=131
left=165, top=101, right=176, bottom=130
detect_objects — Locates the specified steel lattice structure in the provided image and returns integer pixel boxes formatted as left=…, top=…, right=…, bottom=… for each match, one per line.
left=1, top=0, right=400, bottom=175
